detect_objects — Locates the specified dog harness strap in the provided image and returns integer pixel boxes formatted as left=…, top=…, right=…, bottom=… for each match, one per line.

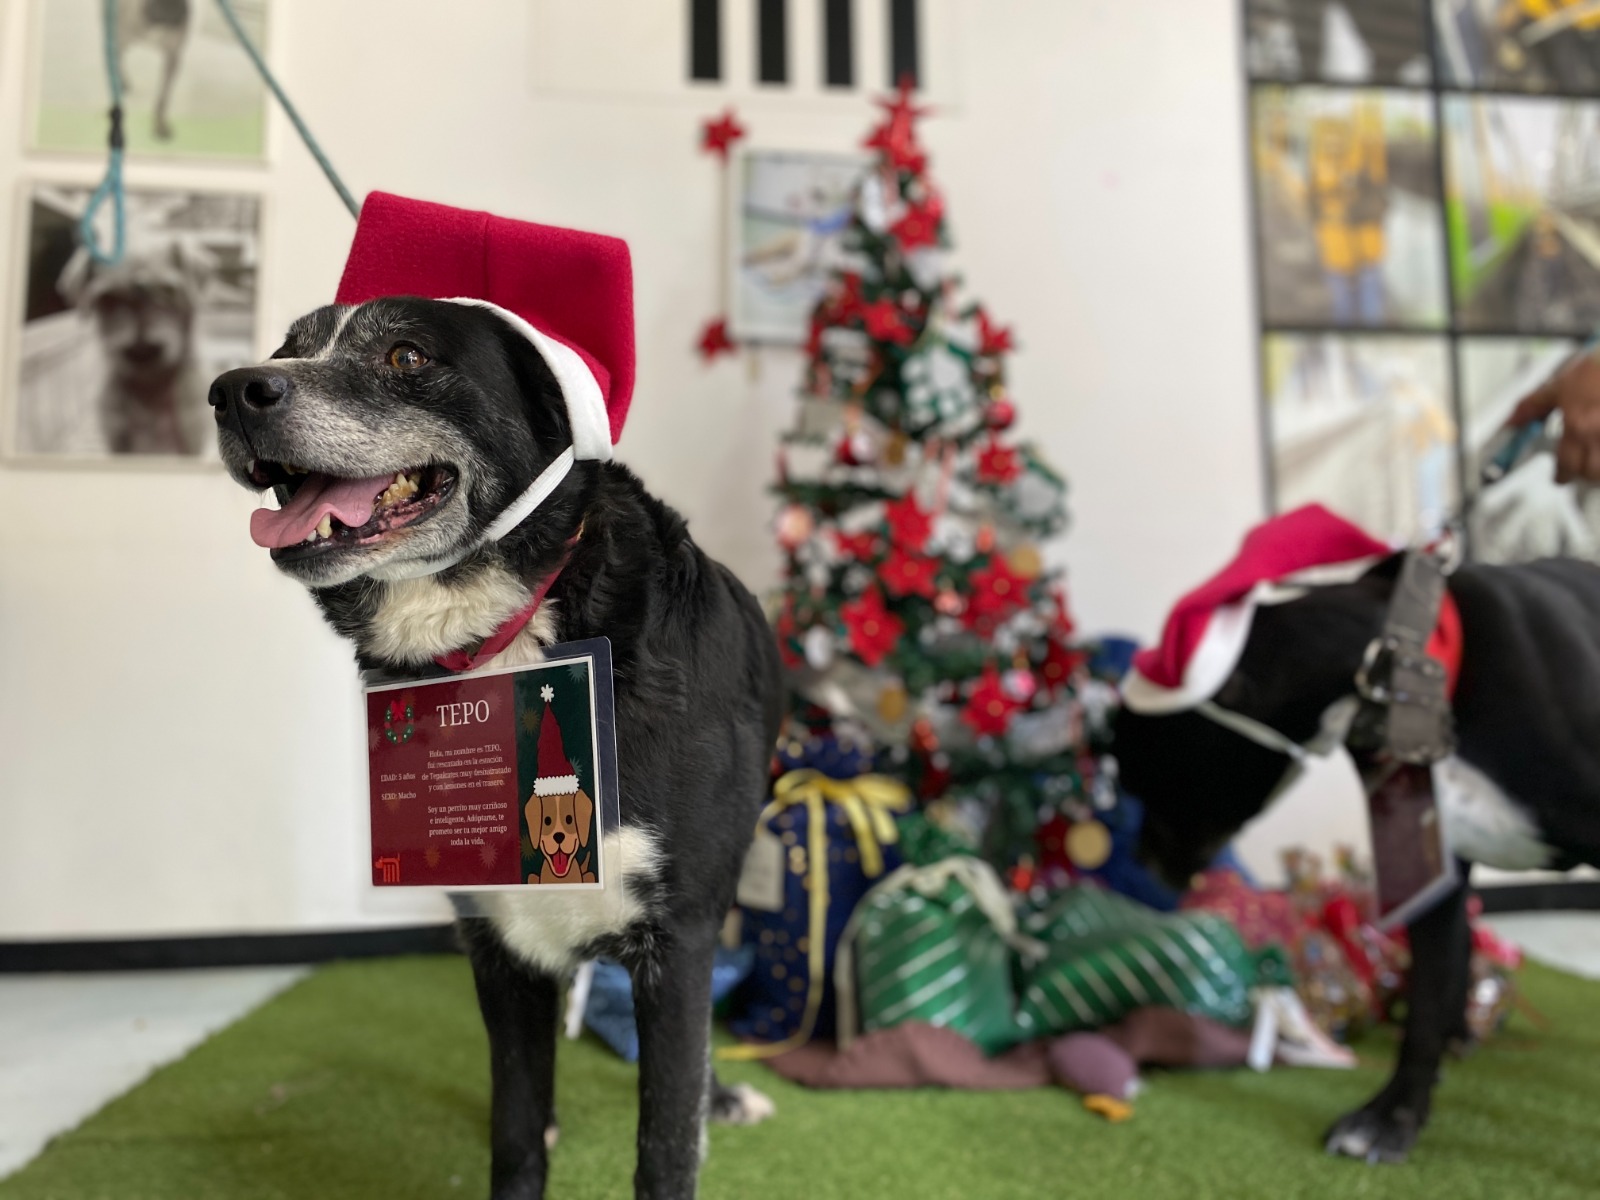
left=433, top=549, right=573, bottom=674
left=1194, top=578, right=1462, bottom=764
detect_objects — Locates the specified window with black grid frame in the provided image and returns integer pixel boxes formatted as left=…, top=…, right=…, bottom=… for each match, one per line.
left=1243, top=1, right=1600, bottom=564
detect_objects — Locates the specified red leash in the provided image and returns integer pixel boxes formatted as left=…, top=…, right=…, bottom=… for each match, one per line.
left=433, top=541, right=577, bottom=674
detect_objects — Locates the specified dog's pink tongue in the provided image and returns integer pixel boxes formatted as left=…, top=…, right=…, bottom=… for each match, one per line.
left=249, top=472, right=391, bottom=549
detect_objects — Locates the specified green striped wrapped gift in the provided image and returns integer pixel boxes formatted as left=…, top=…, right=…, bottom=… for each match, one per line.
left=1014, top=886, right=1271, bottom=1040
left=836, top=858, right=1039, bottom=1055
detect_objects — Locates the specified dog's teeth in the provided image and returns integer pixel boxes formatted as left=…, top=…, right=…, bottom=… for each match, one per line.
left=378, top=471, right=422, bottom=508
left=247, top=459, right=257, bottom=474
left=316, top=515, right=333, bottom=539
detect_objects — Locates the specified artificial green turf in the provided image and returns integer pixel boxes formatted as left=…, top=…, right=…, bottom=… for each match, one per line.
left=4, top=957, right=1599, bottom=1200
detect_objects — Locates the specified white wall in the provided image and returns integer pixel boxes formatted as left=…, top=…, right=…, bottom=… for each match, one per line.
left=0, top=0, right=1371, bottom=939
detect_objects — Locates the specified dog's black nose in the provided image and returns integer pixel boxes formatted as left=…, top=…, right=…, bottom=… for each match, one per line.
left=552, top=832, right=566, bottom=846
left=209, top=367, right=291, bottom=413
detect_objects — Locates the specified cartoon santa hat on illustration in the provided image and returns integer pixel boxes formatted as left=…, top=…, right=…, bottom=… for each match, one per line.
left=533, top=684, right=579, bottom=797
left=333, top=191, right=635, bottom=571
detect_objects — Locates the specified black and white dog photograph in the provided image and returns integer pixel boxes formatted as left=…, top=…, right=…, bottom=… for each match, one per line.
left=12, top=184, right=258, bottom=460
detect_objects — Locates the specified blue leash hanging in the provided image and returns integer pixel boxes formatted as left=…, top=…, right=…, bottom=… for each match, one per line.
left=211, top=0, right=359, bottom=219
left=80, top=0, right=358, bottom=269
left=78, top=0, right=125, bottom=266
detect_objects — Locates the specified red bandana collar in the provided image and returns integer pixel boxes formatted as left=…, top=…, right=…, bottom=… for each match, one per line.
left=433, top=538, right=579, bottom=674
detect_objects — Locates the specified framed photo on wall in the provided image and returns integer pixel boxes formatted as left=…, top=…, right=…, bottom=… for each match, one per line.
left=28, top=0, right=270, bottom=162
left=1437, top=0, right=1600, bottom=94
left=727, top=148, right=872, bottom=343
left=1251, top=86, right=1448, bottom=330
left=1246, top=0, right=1432, bottom=86
left=1264, top=333, right=1459, bottom=543
left=1444, top=94, right=1600, bottom=335
left=1244, top=0, right=1600, bottom=562
left=1458, top=337, right=1600, bottom=562
left=7, top=180, right=262, bottom=464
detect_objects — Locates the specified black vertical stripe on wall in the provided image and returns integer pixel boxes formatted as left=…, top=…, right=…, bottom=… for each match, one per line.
left=889, top=0, right=919, bottom=88
left=690, top=0, right=721, bottom=81
left=824, top=0, right=854, bottom=88
left=758, top=0, right=788, bottom=84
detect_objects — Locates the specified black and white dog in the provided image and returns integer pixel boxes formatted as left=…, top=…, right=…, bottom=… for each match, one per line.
left=210, top=296, right=782, bottom=1199
left=1115, top=550, right=1600, bottom=1163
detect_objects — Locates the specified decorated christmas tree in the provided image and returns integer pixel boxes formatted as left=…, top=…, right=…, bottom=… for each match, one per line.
left=772, top=84, right=1106, bottom=882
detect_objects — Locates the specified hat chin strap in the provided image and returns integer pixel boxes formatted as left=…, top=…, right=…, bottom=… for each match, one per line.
left=367, top=446, right=577, bottom=582
left=366, top=297, right=611, bottom=583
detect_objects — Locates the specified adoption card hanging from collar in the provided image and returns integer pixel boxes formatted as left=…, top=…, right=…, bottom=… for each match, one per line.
left=364, top=638, right=619, bottom=891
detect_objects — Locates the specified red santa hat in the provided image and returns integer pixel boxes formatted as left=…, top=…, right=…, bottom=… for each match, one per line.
left=533, top=687, right=579, bottom=797
left=334, top=192, right=635, bottom=570
left=1122, top=505, right=1391, bottom=715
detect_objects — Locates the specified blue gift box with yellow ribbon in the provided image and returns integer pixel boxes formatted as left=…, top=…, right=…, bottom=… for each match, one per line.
left=726, top=768, right=910, bottom=1053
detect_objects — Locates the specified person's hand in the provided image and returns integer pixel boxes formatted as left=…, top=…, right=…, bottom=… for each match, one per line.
left=1507, top=352, right=1600, bottom=484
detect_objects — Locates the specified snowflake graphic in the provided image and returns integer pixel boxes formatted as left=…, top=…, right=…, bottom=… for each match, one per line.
left=540, top=684, right=555, bottom=703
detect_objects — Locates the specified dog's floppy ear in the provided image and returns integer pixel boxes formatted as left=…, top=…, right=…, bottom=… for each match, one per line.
left=574, top=788, right=593, bottom=848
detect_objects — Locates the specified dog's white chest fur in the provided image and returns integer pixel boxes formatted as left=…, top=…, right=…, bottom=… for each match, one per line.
left=1434, top=756, right=1552, bottom=871
left=477, top=825, right=663, bottom=974
left=368, top=564, right=659, bottom=973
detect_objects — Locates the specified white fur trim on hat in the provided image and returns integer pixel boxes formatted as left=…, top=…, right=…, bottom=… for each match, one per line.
left=1122, top=598, right=1259, bottom=715
left=443, top=297, right=614, bottom=463
left=534, top=774, right=580, bottom=797
left=1121, top=557, right=1382, bottom=715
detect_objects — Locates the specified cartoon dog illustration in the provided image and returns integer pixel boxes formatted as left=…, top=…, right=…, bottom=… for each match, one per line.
left=523, top=684, right=597, bottom=884
left=527, top=788, right=596, bottom=884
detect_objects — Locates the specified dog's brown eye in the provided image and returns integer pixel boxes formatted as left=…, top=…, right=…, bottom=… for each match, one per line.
left=565, top=815, right=572, bottom=825
left=543, top=816, right=552, bottom=826
left=387, top=343, right=429, bottom=370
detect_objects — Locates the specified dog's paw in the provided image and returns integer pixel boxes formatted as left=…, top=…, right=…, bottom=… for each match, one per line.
left=1323, top=1101, right=1424, bottom=1164
left=710, top=1082, right=776, bottom=1126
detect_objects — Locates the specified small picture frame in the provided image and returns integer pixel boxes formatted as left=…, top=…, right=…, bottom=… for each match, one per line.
left=727, top=147, right=872, bottom=344
left=27, top=0, right=272, bottom=163
left=5, top=178, right=264, bottom=466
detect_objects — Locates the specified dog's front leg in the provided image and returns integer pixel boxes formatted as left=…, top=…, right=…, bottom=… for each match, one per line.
left=461, top=921, right=561, bottom=1200
left=153, top=35, right=184, bottom=140
left=631, top=927, right=718, bottom=1200
left=1324, top=872, right=1472, bottom=1163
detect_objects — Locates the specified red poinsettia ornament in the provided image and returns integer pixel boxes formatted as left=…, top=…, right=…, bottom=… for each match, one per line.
left=964, top=554, right=1031, bottom=631
left=1038, top=637, right=1083, bottom=695
left=701, top=110, right=746, bottom=160
left=840, top=586, right=905, bottom=668
left=976, top=308, right=1014, bottom=356
left=861, top=298, right=915, bottom=346
left=962, top=662, right=1024, bottom=737
left=697, top=318, right=736, bottom=361
left=891, top=192, right=943, bottom=251
left=976, top=436, right=1023, bottom=484
left=833, top=529, right=882, bottom=562
left=884, top=492, right=934, bottom=551
left=881, top=546, right=939, bottom=597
